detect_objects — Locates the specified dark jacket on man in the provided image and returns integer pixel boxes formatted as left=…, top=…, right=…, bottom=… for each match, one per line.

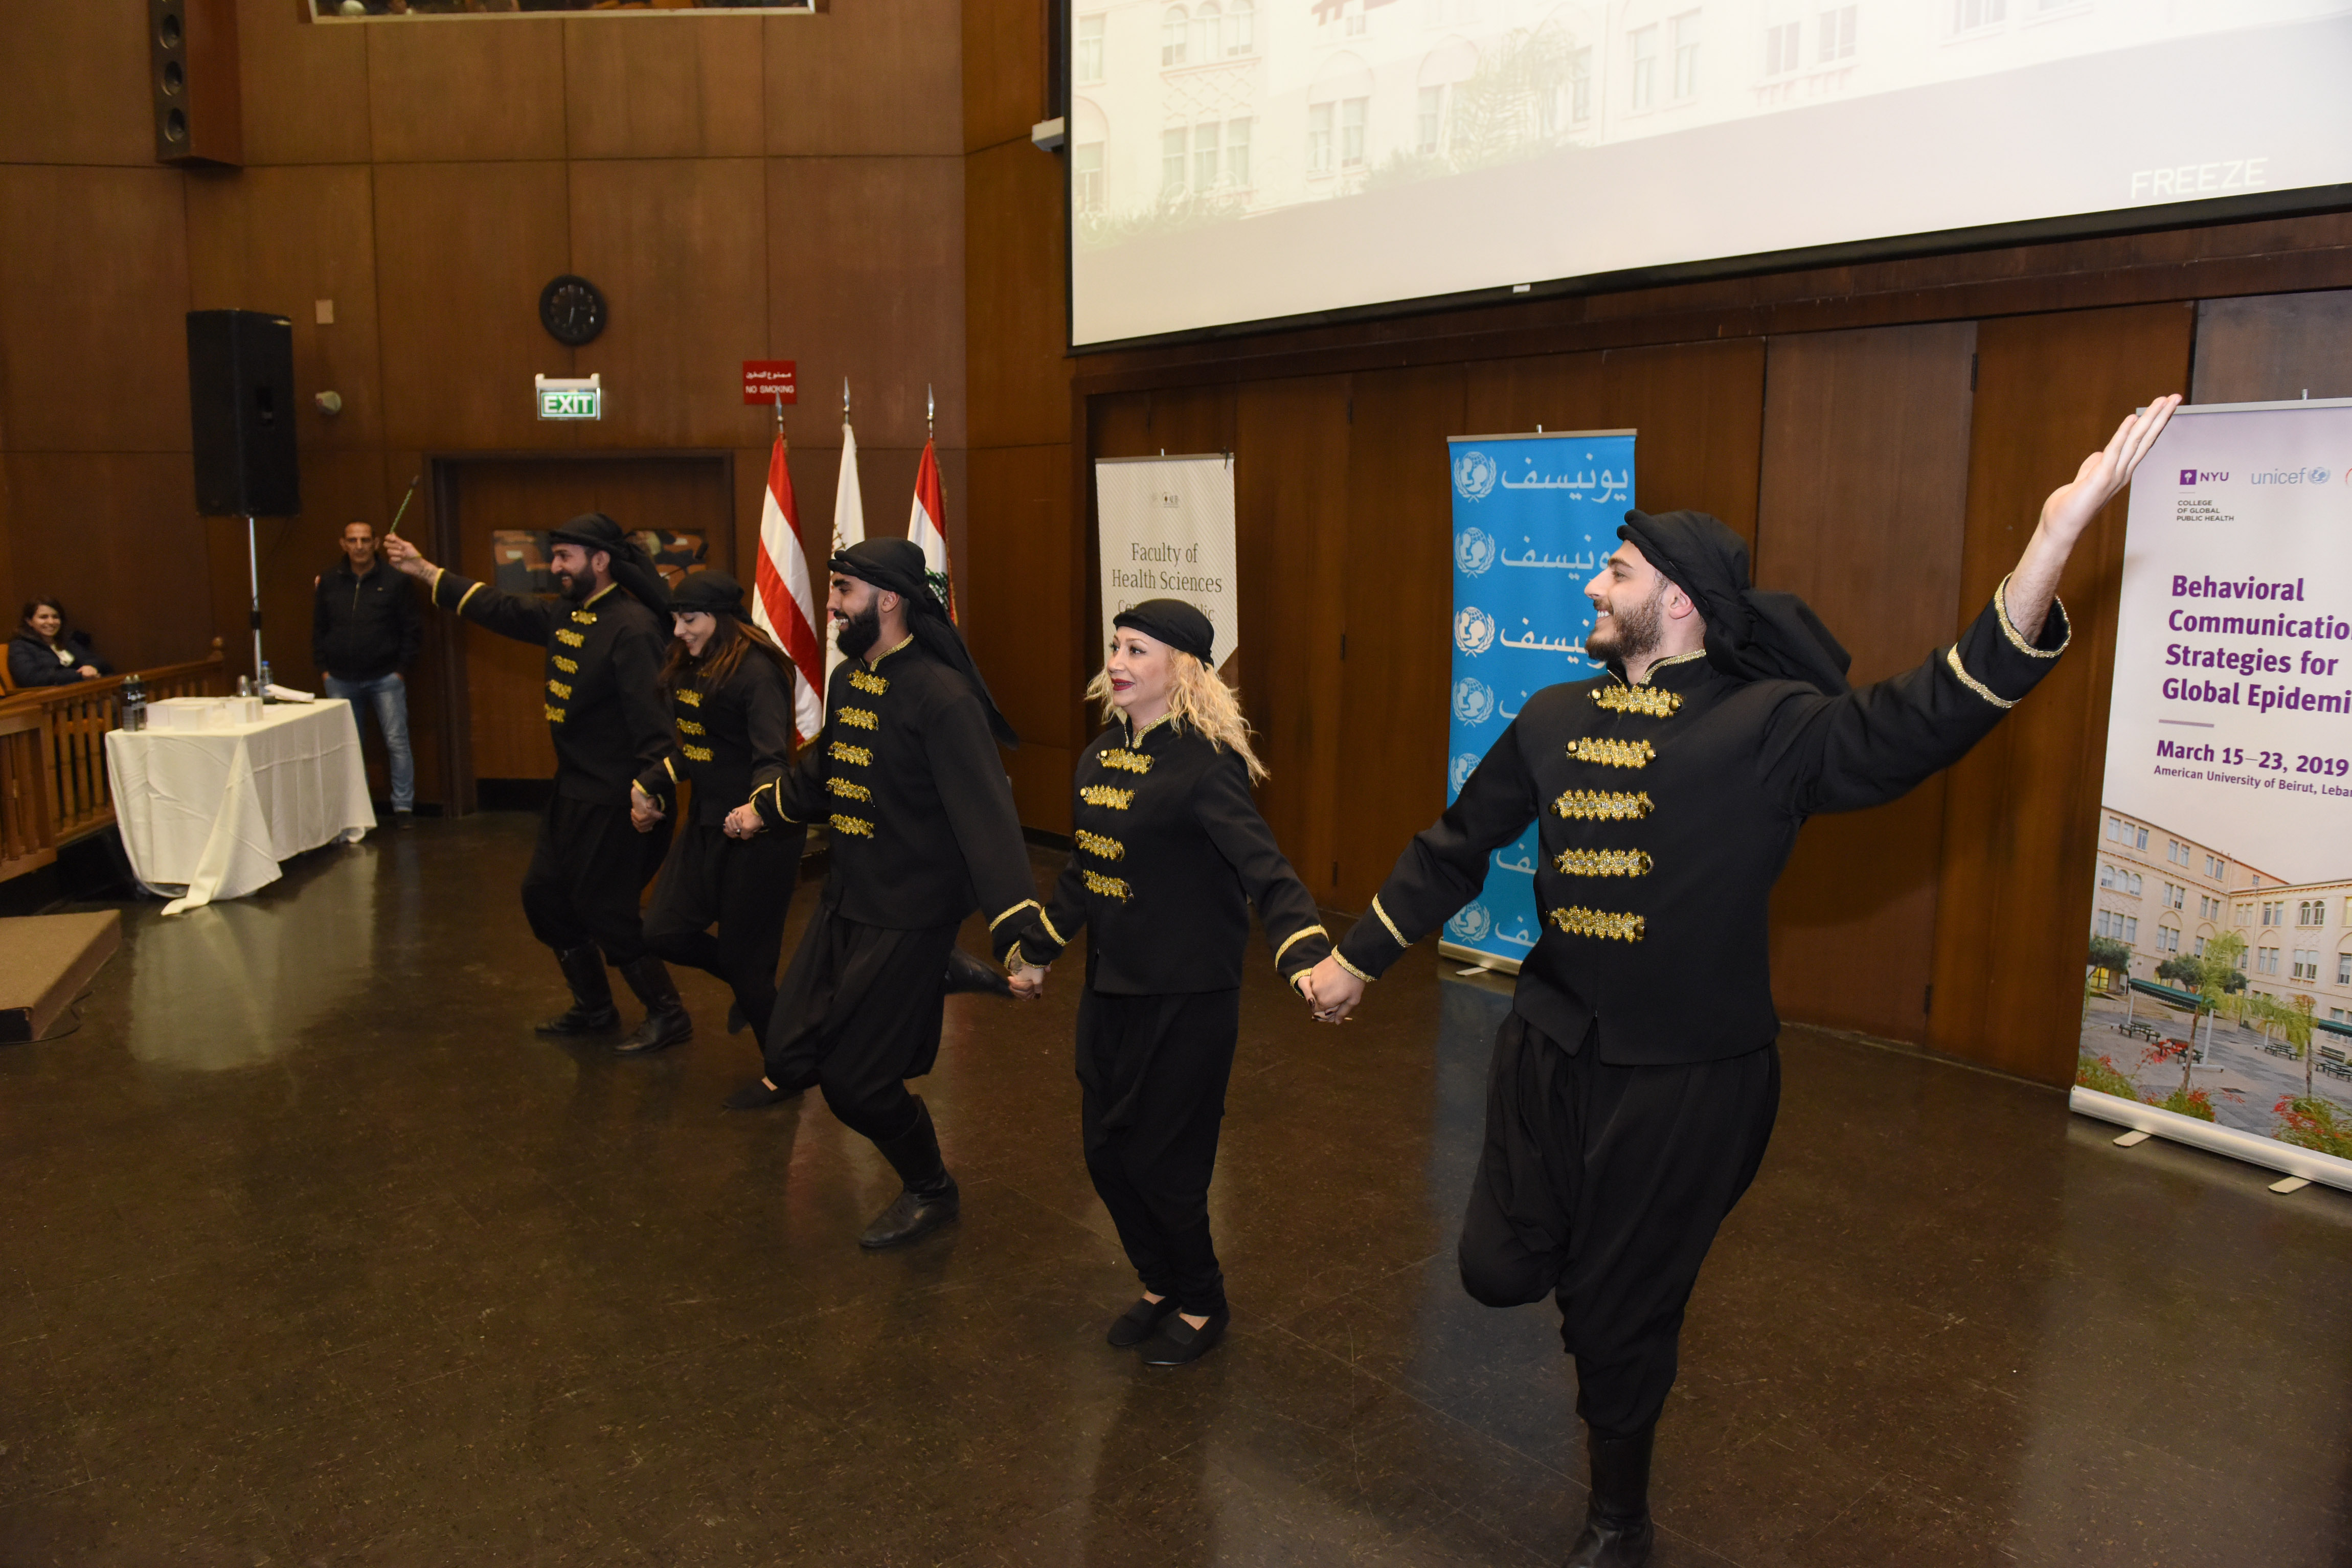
left=8, top=630, right=109, bottom=689
left=312, top=558, right=421, bottom=683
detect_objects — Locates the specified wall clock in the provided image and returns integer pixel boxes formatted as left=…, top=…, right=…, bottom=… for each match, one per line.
left=539, top=275, right=607, bottom=347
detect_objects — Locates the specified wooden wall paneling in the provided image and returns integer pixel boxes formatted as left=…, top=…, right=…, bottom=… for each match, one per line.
left=961, top=0, right=1044, bottom=154
left=0, top=167, right=194, bottom=455
left=1754, top=323, right=1978, bottom=1046
left=365, top=17, right=567, bottom=164
left=232, top=0, right=371, bottom=166
left=0, top=0, right=158, bottom=167
left=965, top=442, right=1076, bottom=830
left=262, top=448, right=390, bottom=691
left=1233, top=375, right=1351, bottom=902
left=1333, top=363, right=1464, bottom=909
left=765, top=157, right=966, bottom=453
left=964, top=137, right=1071, bottom=451
left=1460, top=352, right=1606, bottom=438
left=1601, top=339, right=1770, bottom=547
left=571, top=158, right=770, bottom=450
left=2191, top=289, right=2352, bottom=403
left=373, top=162, right=574, bottom=453
left=7, top=453, right=217, bottom=676
left=1926, top=303, right=2196, bottom=1084
left=185, top=164, right=385, bottom=449
left=764, top=0, right=962, bottom=157
left=564, top=16, right=765, bottom=161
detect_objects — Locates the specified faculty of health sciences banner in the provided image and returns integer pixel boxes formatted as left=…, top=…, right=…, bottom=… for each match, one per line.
left=1441, top=431, right=1634, bottom=972
left=2073, top=397, right=2352, bottom=1193
left=1093, top=455, right=1240, bottom=673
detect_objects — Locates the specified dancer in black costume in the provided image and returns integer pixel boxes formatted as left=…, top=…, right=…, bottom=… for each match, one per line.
left=1011, top=600, right=1329, bottom=1366
left=1303, top=397, right=2181, bottom=1566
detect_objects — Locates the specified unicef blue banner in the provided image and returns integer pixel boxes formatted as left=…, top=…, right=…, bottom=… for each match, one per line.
left=1442, top=430, right=1635, bottom=972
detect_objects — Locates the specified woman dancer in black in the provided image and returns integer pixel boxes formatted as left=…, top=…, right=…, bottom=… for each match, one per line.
left=1011, top=600, right=1328, bottom=1366
left=629, top=571, right=806, bottom=1052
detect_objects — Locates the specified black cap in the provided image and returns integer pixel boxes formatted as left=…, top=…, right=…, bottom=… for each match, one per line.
left=669, top=569, right=744, bottom=618
left=1113, top=598, right=1214, bottom=663
left=548, top=512, right=627, bottom=553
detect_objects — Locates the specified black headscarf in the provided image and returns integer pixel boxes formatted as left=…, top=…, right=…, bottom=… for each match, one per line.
left=549, top=512, right=671, bottom=615
left=831, top=537, right=1019, bottom=746
left=1113, top=598, right=1214, bottom=664
left=669, top=569, right=746, bottom=619
left=1616, top=509, right=1851, bottom=695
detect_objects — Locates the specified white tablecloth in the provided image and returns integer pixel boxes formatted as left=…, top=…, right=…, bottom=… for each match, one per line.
left=105, top=700, right=378, bottom=916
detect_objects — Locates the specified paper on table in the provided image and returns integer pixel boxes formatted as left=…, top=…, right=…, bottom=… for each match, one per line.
left=265, top=684, right=315, bottom=703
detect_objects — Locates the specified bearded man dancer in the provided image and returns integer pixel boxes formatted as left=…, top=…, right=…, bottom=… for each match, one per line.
left=385, top=516, right=688, bottom=1055
left=1305, top=397, right=2181, bottom=1566
left=723, top=537, right=1039, bottom=1251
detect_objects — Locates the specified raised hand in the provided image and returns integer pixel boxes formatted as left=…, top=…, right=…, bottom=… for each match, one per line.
left=2040, top=394, right=2181, bottom=548
left=381, top=535, right=434, bottom=579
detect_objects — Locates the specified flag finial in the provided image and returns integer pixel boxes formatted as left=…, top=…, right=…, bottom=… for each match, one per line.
left=926, top=384, right=934, bottom=442
left=842, top=377, right=850, bottom=420
left=773, top=390, right=785, bottom=438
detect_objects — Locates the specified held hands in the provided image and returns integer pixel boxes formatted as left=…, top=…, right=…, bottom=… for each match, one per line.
left=1008, top=962, right=1049, bottom=1001
left=722, top=802, right=762, bottom=839
left=2039, top=394, right=2181, bottom=548
left=381, top=535, right=434, bottom=579
left=1299, top=956, right=1366, bottom=1025
left=629, top=784, right=664, bottom=833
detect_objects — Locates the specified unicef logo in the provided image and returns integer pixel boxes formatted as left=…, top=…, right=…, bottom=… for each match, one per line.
left=1453, top=449, right=1498, bottom=501
left=1450, top=751, right=1481, bottom=793
left=1455, top=606, right=1497, bottom=656
left=1452, top=677, right=1497, bottom=725
left=1447, top=903, right=1494, bottom=943
left=1455, top=528, right=1498, bottom=576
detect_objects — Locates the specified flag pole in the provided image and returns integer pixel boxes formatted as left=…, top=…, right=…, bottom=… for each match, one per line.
left=926, top=383, right=934, bottom=442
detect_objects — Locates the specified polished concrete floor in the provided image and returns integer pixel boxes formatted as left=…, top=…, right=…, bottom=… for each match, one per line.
left=3, top=814, right=2349, bottom=1567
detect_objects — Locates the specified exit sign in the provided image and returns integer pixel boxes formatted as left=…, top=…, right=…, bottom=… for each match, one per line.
left=535, top=373, right=602, bottom=420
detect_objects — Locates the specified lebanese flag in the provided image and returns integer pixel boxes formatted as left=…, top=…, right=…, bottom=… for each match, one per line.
left=749, top=432, right=825, bottom=743
left=906, top=438, right=955, bottom=623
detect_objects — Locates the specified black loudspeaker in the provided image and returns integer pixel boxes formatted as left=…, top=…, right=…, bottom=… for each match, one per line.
left=188, top=310, right=301, bottom=518
left=149, top=0, right=242, bottom=167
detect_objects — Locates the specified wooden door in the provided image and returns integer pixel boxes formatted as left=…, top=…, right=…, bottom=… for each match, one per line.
left=449, top=456, right=733, bottom=787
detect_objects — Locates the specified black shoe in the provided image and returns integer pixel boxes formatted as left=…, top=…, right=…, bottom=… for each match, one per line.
left=857, top=1099, right=959, bottom=1249
left=1565, top=1425, right=1656, bottom=1568
left=1139, top=1307, right=1229, bottom=1366
left=536, top=946, right=620, bottom=1036
left=941, top=945, right=1015, bottom=999
left=613, top=957, right=692, bottom=1056
left=1107, top=1296, right=1182, bottom=1349
left=722, top=1078, right=800, bottom=1111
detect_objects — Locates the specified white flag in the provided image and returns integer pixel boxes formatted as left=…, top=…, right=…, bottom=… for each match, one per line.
left=826, top=417, right=866, bottom=689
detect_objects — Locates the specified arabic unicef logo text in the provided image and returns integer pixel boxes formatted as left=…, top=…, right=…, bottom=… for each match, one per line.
left=1454, top=606, right=1498, bottom=656
left=1454, top=450, right=1499, bottom=501
left=1455, top=528, right=1498, bottom=577
left=1447, top=903, right=1494, bottom=943
left=1450, top=752, right=1481, bottom=794
left=1453, top=677, right=1497, bottom=725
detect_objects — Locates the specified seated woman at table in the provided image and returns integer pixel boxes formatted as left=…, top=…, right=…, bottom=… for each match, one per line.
left=10, top=598, right=111, bottom=689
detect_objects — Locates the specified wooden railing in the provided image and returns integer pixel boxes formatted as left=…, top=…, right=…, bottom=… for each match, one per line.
left=0, top=641, right=230, bottom=883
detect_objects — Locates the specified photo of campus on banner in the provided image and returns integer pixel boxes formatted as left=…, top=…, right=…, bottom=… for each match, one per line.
left=2075, top=397, right=2352, bottom=1176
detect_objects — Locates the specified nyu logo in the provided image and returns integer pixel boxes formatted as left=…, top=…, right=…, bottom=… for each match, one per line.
left=2179, top=468, right=2228, bottom=485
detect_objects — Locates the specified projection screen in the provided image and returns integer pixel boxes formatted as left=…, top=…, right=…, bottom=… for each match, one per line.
left=1066, top=1, right=2352, bottom=347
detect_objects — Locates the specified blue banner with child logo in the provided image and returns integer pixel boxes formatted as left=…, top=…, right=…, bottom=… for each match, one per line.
left=1442, top=430, right=1635, bottom=972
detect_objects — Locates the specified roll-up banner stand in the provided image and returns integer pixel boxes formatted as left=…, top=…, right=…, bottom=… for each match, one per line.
left=1094, top=455, right=1240, bottom=675
left=2072, top=397, right=2352, bottom=1193
left=1441, top=430, right=1635, bottom=973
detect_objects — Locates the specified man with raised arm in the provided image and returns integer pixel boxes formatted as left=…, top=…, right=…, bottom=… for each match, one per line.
left=383, top=515, right=689, bottom=1056
left=1304, top=397, right=2181, bottom=1567
left=722, top=537, right=1038, bottom=1252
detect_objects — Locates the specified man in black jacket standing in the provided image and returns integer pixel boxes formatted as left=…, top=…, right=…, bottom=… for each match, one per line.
left=383, top=515, right=689, bottom=1056
left=1305, top=397, right=2181, bottom=1567
left=723, top=537, right=1038, bottom=1252
left=313, top=521, right=423, bottom=819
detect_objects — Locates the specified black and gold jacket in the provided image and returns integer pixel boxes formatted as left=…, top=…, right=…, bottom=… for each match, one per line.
left=427, top=571, right=669, bottom=806
left=769, top=637, right=1036, bottom=948
left=1014, top=717, right=1331, bottom=995
left=632, top=646, right=798, bottom=828
left=1336, top=580, right=2071, bottom=1065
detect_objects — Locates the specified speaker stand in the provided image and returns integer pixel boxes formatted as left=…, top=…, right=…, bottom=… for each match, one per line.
left=244, top=513, right=264, bottom=684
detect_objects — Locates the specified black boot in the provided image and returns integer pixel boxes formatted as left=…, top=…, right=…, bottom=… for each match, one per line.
left=612, top=957, right=693, bottom=1056
left=536, top=946, right=620, bottom=1036
left=941, top=946, right=1014, bottom=999
left=857, top=1099, right=960, bottom=1249
left=1564, top=1425, right=1655, bottom=1568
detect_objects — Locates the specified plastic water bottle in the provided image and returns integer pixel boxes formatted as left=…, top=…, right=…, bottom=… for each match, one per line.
left=257, top=660, right=273, bottom=701
left=121, top=674, right=146, bottom=732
